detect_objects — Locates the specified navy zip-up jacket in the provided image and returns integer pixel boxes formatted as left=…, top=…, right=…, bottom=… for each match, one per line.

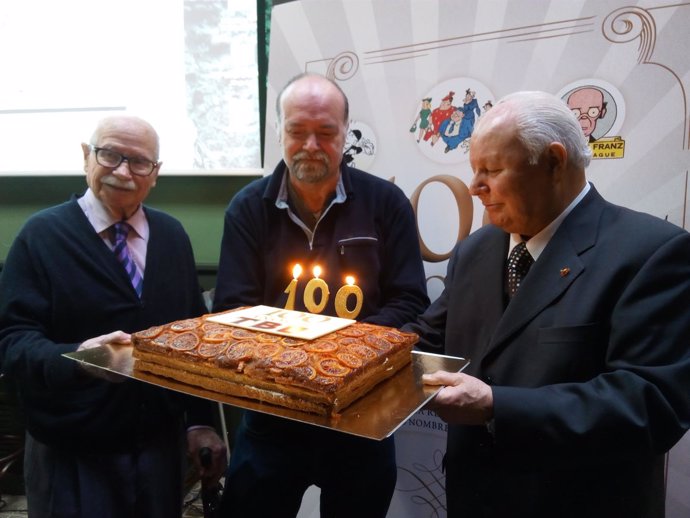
left=213, top=161, right=429, bottom=328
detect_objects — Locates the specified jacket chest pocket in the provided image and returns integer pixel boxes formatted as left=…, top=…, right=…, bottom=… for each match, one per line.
left=536, top=323, right=606, bottom=382
left=337, top=236, right=380, bottom=273
left=538, top=323, right=603, bottom=345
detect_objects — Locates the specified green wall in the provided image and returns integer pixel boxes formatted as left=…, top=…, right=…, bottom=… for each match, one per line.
left=0, top=174, right=256, bottom=290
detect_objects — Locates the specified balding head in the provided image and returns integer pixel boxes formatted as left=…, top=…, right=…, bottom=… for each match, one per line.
left=82, top=115, right=161, bottom=220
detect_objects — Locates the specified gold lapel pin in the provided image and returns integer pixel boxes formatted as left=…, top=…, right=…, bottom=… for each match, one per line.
left=560, top=267, right=570, bottom=277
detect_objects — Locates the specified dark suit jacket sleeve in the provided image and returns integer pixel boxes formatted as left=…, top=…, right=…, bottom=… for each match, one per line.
left=402, top=244, right=463, bottom=353
left=492, top=230, right=690, bottom=457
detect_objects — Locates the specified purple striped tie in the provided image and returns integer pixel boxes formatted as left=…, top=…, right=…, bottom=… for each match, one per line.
left=112, top=222, right=144, bottom=297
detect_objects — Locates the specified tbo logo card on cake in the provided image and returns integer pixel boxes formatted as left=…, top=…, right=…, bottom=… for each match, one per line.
left=206, top=305, right=355, bottom=341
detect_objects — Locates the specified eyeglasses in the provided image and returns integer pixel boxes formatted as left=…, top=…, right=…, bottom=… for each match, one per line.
left=571, top=107, right=602, bottom=119
left=90, top=146, right=159, bottom=176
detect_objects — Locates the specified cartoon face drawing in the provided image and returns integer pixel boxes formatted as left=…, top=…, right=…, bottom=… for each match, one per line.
left=567, top=87, right=607, bottom=140
left=343, top=126, right=375, bottom=168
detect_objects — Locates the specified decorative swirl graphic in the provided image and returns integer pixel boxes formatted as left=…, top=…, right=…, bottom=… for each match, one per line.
left=602, top=7, right=656, bottom=63
left=326, top=51, right=359, bottom=81
left=396, top=449, right=447, bottom=517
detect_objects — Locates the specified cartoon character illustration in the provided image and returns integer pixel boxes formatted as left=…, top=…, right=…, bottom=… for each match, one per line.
left=483, top=100, right=493, bottom=112
left=566, top=86, right=608, bottom=142
left=410, top=97, right=432, bottom=143
left=343, top=128, right=375, bottom=167
left=439, top=107, right=473, bottom=153
left=424, top=91, right=455, bottom=146
left=459, top=89, right=481, bottom=139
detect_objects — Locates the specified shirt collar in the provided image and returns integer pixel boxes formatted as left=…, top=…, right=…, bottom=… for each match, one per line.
left=275, top=166, right=347, bottom=210
left=78, top=188, right=148, bottom=239
left=511, top=182, right=591, bottom=260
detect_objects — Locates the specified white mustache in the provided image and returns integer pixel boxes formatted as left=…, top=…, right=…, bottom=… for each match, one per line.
left=101, top=175, right=137, bottom=191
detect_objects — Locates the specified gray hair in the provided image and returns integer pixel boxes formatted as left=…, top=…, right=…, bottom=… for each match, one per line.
left=490, top=91, right=592, bottom=169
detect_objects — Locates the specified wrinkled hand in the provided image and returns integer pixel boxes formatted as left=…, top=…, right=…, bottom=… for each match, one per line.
left=76, top=331, right=131, bottom=382
left=187, top=427, right=227, bottom=486
left=422, top=371, right=494, bottom=425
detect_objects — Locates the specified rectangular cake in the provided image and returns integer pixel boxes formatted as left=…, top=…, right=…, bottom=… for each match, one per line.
left=131, top=309, right=418, bottom=416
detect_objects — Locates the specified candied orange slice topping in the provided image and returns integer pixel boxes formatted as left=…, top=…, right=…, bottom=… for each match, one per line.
left=170, top=332, right=200, bottom=351
left=364, top=335, right=393, bottom=351
left=255, top=333, right=281, bottom=343
left=377, top=330, right=408, bottom=344
left=202, top=322, right=230, bottom=333
left=133, top=325, right=164, bottom=339
left=304, top=340, right=339, bottom=354
left=230, top=328, right=256, bottom=340
left=170, top=318, right=201, bottom=332
left=337, top=327, right=366, bottom=338
left=222, top=342, right=255, bottom=362
left=356, top=323, right=380, bottom=333
left=197, top=342, right=229, bottom=358
left=347, top=344, right=378, bottom=360
left=335, top=336, right=360, bottom=347
left=281, top=336, right=306, bottom=347
left=288, top=365, right=317, bottom=381
left=152, top=332, right=175, bottom=348
left=274, top=349, right=309, bottom=369
left=203, top=331, right=233, bottom=343
left=311, top=375, right=341, bottom=390
left=316, top=358, right=351, bottom=377
left=255, top=343, right=283, bottom=358
left=336, top=352, right=363, bottom=369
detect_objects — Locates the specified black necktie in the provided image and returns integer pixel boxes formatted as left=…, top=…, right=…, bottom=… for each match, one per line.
left=506, top=241, right=533, bottom=297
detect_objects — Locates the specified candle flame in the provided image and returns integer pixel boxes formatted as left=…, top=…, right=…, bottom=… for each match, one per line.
left=313, top=265, right=322, bottom=279
left=292, top=264, right=303, bottom=279
left=346, top=275, right=355, bottom=286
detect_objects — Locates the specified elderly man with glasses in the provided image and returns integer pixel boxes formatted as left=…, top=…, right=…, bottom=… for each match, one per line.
left=0, top=115, right=226, bottom=518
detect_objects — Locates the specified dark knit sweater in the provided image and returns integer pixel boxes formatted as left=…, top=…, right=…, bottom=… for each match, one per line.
left=0, top=195, right=209, bottom=452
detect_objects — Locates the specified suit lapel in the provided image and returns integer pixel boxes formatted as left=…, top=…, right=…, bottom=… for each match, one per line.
left=484, top=187, right=604, bottom=358
left=456, top=227, right=509, bottom=362
left=474, top=228, right=509, bottom=330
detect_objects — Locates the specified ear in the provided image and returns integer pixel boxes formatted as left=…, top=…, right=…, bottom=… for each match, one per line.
left=81, top=143, right=91, bottom=172
left=275, top=120, right=282, bottom=144
left=547, top=142, right=567, bottom=176
left=150, top=162, right=162, bottom=187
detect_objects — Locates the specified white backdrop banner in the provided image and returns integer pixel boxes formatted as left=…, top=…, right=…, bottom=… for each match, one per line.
left=268, top=1, right=690, bottom=516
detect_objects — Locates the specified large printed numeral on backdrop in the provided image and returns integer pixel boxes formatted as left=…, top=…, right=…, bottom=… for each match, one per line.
left=409, top=175, right=474, bottom=263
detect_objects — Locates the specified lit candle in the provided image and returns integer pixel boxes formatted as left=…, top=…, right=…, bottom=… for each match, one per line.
left=335, top=275, right=363, bottom=319
left=304, top=265, right=330, bottom=314
left=283, top=264, right=302, bottom=310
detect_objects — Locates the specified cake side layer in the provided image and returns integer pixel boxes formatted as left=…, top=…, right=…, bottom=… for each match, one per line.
left=131, top=310, right=418, bottom=416
left=132, top=343, right=412, bottom=415
left=133, top=357, right=334, bottom=415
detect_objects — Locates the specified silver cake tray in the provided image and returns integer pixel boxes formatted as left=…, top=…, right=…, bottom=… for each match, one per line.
left=63, top=346, right=468, bottom=440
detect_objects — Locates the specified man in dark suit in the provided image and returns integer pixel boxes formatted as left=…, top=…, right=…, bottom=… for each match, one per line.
left=405, top=91, right=690, bottom=518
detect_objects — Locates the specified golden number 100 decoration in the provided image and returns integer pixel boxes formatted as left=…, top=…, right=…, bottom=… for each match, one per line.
left=283, top=264, right=363, bottom=319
